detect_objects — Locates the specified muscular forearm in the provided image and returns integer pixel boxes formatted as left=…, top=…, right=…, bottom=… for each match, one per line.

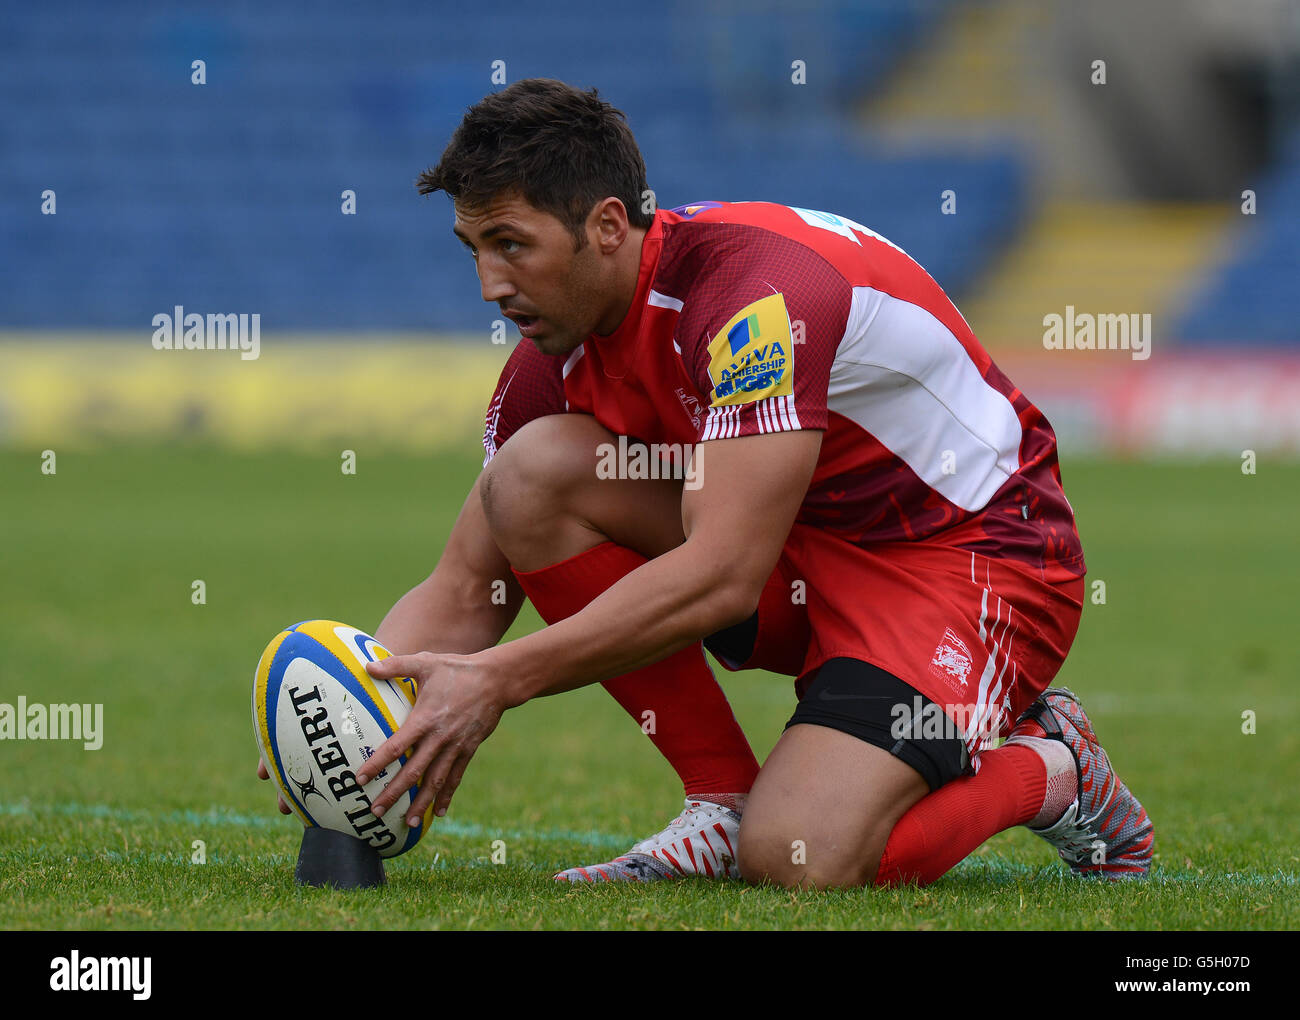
left=374, top=566, right=521, bottom=655
left=374, top=475, right=524, bottom=656
left=481, top=430, right=820, bottom=708
left=352, top=432, right=820, bottom=822
left=485, top=539, right=752, bottom=707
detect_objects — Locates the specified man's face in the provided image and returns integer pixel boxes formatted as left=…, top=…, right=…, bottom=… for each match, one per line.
left=452, top=192, right=610, bottom=357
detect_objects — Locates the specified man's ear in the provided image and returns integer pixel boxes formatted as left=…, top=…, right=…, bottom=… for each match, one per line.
left=592, top=197, right=631, bottom=254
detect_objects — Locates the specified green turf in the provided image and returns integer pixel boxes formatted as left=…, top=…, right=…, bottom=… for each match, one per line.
left=1, top=445, right=1296, bottom=929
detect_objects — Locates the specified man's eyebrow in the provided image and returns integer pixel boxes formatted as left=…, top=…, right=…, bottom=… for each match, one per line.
left=452, top=222, right=530, bottom=244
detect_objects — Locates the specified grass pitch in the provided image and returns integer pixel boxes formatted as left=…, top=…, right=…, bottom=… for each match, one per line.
left=1, top=446, right=1297, bottom=929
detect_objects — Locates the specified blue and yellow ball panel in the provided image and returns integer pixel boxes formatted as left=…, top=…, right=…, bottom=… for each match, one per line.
left=251, top=620, right=432, bottom=857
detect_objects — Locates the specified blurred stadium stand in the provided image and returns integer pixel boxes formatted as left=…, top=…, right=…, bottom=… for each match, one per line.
left=3, top=0, right=1299, bottom=455
left=0, top=0, right=1027, bottom=331
left=1175, top=128, right=1300, bottom=345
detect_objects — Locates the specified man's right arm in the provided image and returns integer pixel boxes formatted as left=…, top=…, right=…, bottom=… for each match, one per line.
left=373, top=474, right=524, bottom=656
left=260, top=338, right=556, bottom=810
left=258, top=474, right=522, bottom=813
left=375, top=336, right=563, bottom=652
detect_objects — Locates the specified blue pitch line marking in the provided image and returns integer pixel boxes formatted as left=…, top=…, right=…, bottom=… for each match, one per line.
left=0, top=847, right=541, bottom=872
left=0, top=800, right=634, bottom=851
left=4, top=801, right=1297, bottom=887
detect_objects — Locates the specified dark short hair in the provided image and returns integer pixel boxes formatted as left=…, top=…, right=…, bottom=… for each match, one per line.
left=417, top=78, right=653, bottom=249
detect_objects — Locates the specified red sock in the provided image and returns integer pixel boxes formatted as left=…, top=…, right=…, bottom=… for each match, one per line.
left=512, top=541, right=760, bottom=796
left=874, top=743, right=1047, bottom=886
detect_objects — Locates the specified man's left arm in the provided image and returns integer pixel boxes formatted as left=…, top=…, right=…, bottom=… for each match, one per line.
left=498, top=428, right=821, bottom=695
left=357, top=428, right=822, bottom=823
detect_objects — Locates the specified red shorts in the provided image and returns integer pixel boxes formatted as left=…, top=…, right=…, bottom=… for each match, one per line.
left=713, top=523, right=1086, bottom=759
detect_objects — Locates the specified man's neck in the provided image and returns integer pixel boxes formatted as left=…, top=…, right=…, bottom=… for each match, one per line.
left=594, top=225, right=650, bottom=336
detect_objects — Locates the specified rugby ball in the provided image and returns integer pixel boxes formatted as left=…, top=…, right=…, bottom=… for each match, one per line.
left=252, top=619, right=432, bottom=858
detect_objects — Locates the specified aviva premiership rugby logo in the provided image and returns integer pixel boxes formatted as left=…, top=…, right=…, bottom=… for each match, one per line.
left=707, top=293, right=794, bottom=407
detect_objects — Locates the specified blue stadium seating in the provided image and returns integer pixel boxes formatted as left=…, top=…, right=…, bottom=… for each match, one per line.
left=1174, top=128, right=1300, bottom=344
left=0, top=0, right=1023, bottom=330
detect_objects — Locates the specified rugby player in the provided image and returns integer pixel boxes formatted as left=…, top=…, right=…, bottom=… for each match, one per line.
left=266, top=78, right=1154, bottom=887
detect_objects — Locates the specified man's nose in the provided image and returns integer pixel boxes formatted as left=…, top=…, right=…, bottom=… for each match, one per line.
left=477, top=257, right=515, bottom=304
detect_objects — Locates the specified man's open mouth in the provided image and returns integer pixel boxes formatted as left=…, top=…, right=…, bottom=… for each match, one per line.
left=508, top=312, right=542, bottom=336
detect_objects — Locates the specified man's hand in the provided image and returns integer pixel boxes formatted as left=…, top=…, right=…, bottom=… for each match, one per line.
left=354, top=651, right=508, bottom=825
left=348, top=428, right=819, bottom=821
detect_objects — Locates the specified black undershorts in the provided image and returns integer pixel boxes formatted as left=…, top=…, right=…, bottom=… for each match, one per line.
left=705, top=616, right=968, bottom=791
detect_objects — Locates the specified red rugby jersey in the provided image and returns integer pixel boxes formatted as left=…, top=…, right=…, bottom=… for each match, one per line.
left=481, top=200, right=1084, bottom=583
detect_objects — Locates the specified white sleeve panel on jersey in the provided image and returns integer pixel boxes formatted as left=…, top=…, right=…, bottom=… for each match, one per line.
left=699, top=394, right=802, bottom=441
left=481, top=369, right=515, bottom=466
left=828, top=287, right=1023, bottom=512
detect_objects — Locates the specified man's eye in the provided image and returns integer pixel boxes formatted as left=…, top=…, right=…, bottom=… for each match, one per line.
left=499, top=239, right=521, bottom=254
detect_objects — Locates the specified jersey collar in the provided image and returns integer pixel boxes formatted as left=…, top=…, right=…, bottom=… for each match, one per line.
left=586, top=209, right=666, bottom=365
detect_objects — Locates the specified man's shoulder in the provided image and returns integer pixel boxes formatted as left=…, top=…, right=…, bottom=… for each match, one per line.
left=655, top=201, right=855, bottom=314
left=484, top=341, right=566, bottom=428
left=494, top=335, right=566, bottom=386
left=659, top=200, right=836, bottom=264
